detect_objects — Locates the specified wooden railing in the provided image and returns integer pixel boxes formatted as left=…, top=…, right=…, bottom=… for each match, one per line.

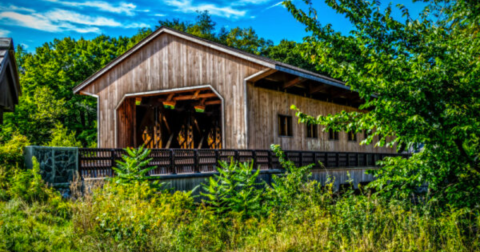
left=78, top=148, right=409, bottom=179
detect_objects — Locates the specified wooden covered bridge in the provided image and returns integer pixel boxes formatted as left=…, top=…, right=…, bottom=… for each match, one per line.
left=73, top=27, right=395, bottom=156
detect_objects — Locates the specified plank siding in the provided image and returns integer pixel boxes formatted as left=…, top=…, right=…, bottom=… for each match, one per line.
left=82, top=33, right=265, bottom=148
left=247, top=85, right=395, bottom=153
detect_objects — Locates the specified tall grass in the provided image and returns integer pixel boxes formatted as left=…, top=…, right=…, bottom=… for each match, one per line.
left=1, top=157, right=479, bottom=251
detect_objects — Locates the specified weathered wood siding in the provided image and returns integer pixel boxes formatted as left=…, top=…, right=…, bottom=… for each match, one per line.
left=81, top=33, right=266, bottom=148
left=247, top=86, right=395, bottom=153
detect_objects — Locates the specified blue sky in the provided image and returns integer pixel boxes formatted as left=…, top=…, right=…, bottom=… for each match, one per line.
left=0, top=0, right=427, bottom=52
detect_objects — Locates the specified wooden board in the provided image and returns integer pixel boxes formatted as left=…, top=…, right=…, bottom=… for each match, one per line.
left=247, top=85, right=395, bottom=153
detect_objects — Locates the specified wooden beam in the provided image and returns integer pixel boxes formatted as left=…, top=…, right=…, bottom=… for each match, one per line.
left=205, top=100, right=221, bottom=106
left=174, top=92, right=217, bottom=101
left=330, top=89, right=347, bottom=98
left=248, top=69, right=278, bottom=83
left=165, top=133, right=174, bottom=149
left=283, top=77, right=307, bottom=89
left=192, top=90, right=201, bottom=99
left=162, top=115, right=171, bottom=134
left=309, top=84, right=329, bottom=94
left=166, top=93, right=175, bottom=101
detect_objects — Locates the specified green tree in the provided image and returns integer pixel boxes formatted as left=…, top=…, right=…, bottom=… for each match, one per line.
left=158, top=11, right=273, bottom=55
left=1, top=87, right=66, bottom=144
left=286, top=0, right=480, bottom=208
left=262, top=40, right=319, bottom=73
left=1, top=30, right=153, bottom=146
left=47, top=123, right=82, bottom=148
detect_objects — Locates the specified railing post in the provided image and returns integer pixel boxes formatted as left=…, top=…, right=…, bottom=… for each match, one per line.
left=252, top=151, right=257, bottom=169
left=111, top=149, right=116, bottom=177
left=235, top=150, right=240, bottom=163
left=299, top=152, right=303, bottom=167
left=267, top=150, right=272, bottom=169
left=170, top=149, right=176, bottom=174
left=194, top=150, right=200, bottom=173
left=215, top=149, right=219, bottom=169
left=336, top=153, right=340, bottom=167
left=346, top=153, right=350, bottom=167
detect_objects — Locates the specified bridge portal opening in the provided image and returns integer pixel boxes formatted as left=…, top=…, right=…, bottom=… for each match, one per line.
left=116, top=87, right=223, bottom=149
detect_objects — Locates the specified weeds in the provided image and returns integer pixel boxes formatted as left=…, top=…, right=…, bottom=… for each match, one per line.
left=0, top=146, right=479, bottom=251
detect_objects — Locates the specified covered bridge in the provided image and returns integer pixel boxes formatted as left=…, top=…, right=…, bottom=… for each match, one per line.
left=0, top=38, right=21, bottom=124
left=74, top=27, right=393, bottom=154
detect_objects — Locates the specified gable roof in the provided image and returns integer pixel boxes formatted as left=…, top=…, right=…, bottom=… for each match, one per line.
left=0, top=38, right=21, bottom=98
left=73, top=27, right=348, bottom=94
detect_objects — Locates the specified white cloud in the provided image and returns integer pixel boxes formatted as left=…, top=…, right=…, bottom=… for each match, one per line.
left=0, top=11, right=64, bottom=32
left=0, top=5, right=35, bottom=13
left=73, top=27, right=101, bottom=33
left=44, top=0, right=138, bottom=16
left=232, top=0, right=274, bottom=6
left=20, top=43, right=29, bottom=49
left=47, top=9, right=122, bottom=27
left=164, top=0, right=246, bottom=18
left=0, top=9, right=151, bottom=34
left=0, top=11, right=104, bottom=33
left=265, top=1, right=284, bottom=10
left=153, top=13, right=167, bottom=17
left=0, top=28, right=10, bottom=37
left=125, top=23, right=151, bottom=29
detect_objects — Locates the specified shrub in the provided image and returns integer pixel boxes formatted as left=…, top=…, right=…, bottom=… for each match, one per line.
left=7, top=157, right=69, bottom=214
left=8, top=157, right=53, bottom=203
left=47, top=123, right=82, bottom=147
left=108, top=146, right=157, bottom=185
left=267, top=144, right=315, bottom=209
left=0, top=132, right=30, bottom=167
left=0, top=165, right=10, bottom=201
left=201, top=159, right=268, bottom=219
left=0, top=158, right=73, bottom=251
left=73, top=181, right=196, bottom=251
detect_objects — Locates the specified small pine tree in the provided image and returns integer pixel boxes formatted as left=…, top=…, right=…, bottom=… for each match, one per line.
left=48, top=123, right=82, bottom=148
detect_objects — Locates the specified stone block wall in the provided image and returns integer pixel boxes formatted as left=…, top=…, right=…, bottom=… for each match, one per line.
left=24, top=146, right=78, bottom=185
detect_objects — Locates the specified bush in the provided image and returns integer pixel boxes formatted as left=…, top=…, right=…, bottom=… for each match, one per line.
left=108, top=146, right=157, bottom=185
left=0, top=158, right=73, bottom=251
left=201, top=159, right=268, bottom=219
left=267, top=144, right=315, bottom=209
left=0, top=132, right=30, bottom=167
left=47, top=123, right=82, bottom=147
left=72, top=181, right=196, bottom=251
left=8, top=157, right=52, bottom=203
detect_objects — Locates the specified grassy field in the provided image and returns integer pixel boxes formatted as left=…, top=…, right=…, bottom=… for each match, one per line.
left=1, top=158, right=479, bottom=252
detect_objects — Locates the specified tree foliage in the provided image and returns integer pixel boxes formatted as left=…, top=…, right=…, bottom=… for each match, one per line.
left=1, top=30, right=152, bottom=146
left=47, top=123, right=82, bottom=148
left=158, top=11, right=273, bottom=55
left=285, top=0, right=480, bottom=207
